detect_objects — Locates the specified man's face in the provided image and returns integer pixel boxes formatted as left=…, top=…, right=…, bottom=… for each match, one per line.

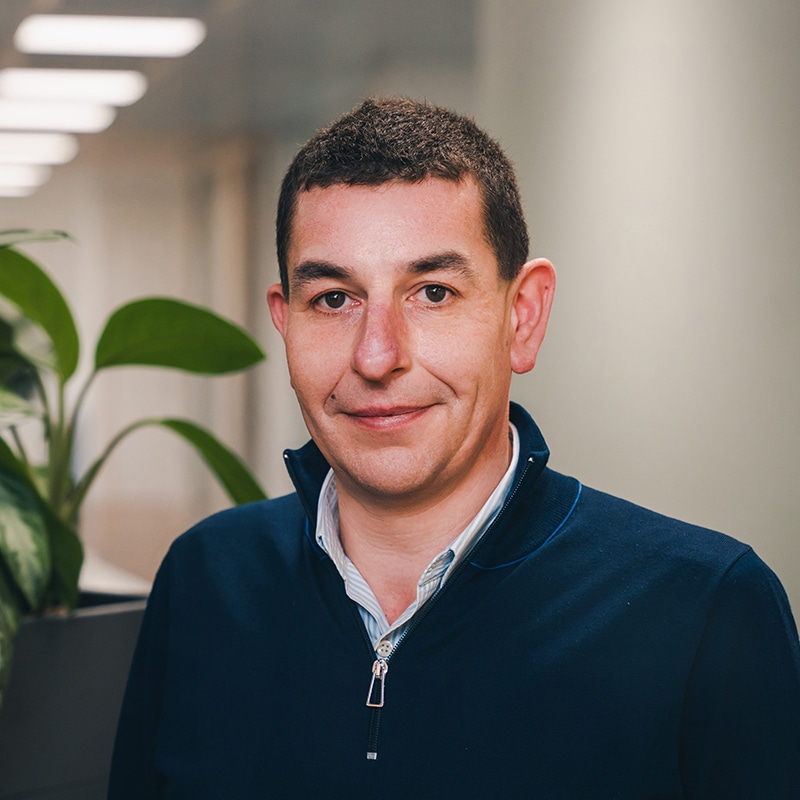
left=268, top=177, right=527, bottom=507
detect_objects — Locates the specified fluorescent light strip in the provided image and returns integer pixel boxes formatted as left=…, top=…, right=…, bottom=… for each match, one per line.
left=15, top=15, right=206, bottom=58
left=0, top=164, right=51, bottom=188
left=0, top=69, right=147, bottom=107
left=0, top=100, right=115, bottom=133
left=0, top=132, right=78, bottom=165
left=0, top=186, right=37, bottom=198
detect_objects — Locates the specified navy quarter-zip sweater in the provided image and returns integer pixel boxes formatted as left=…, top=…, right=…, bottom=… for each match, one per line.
left=109, top=404, right=800, bottom=798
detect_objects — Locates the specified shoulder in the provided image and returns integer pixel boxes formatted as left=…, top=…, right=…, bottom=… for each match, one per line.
left=159, top=492, right=310, bottom=585
left=546, top=475, right=798, bottom=658
left=177, top=492, right=305, bottom=540
left=538, top=475, right=789, bottom=619
left=570, top=480, right=753, bottom=574
left=139, top=492, right=321, bottom=626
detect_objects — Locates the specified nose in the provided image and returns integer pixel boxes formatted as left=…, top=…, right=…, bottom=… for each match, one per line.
left=351, top=301, right=410, bottom=382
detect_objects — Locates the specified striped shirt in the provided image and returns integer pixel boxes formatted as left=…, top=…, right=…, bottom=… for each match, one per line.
left=315, top=424, right=520, bottom=658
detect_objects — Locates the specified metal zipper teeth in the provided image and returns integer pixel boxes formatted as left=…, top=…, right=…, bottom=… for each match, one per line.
left=283, top=451, right=387, bottom=757
left=363, top=455, right=537, bottom=760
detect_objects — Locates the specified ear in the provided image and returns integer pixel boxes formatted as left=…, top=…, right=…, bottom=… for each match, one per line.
left=508, top=258, right=556, bottom=374
left=267, top=283, right=289, bottom=339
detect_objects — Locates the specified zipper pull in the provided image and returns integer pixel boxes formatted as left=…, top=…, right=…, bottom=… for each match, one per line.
left=366, top=658, right=388, bottom=708
left=366, top=659, right=387, bottom=761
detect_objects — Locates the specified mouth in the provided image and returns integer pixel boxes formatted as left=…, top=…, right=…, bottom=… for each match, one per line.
left=344, top=404, right=431, bottom=428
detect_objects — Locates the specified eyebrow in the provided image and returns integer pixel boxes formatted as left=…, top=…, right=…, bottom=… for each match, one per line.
left=406, top=251, right=476, bottom=279
left=290, top=251, right=476, bottom=294
left=289, top=260, right=352, bottom=293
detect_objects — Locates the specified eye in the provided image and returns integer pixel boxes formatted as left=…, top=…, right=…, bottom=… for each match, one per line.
left=316, top=291, right=349, bottom=310
left=421, top=285, right=450, bottom=304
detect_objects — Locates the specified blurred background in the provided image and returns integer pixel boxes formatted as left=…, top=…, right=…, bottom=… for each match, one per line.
left=1, top=0, right=798, bottom=612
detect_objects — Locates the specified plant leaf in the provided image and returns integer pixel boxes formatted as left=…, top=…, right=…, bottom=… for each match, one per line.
left=0, top=439, right=81, bottom=611
left=0, top=229, right=69, bottom=248
left=0, top=317, right=12, bottom=345
left=0, top=563, right=24, bottom=704
left=95, top=298, right=265, bottom=374
left=41, top=509, right=82, bottom=610
left=158, top=419, right=267, bottom=504
left=0, top=345, right=38, bottom=401
left=0, top=387, right=37, bottom=430
left=0, top=471, right=50, bottom=610
left=0, top=437, right=26, bottom=480
left=0, top=247, right=79, bottom=382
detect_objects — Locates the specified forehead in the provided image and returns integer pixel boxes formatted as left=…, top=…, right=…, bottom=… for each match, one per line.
left=287, top=177, right=494, bottom=273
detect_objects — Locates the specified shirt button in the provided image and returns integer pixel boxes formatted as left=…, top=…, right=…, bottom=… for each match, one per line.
left=376, top=640, right=392, bottom=657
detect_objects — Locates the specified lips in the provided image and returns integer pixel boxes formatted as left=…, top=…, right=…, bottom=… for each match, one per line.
left=342, top=404, right=431, bottom=428
left=347, top=405, right=423, bottom=418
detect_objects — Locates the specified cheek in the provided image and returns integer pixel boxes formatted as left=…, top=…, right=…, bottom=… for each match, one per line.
left=286, top=338, right=331, bottom=393
left=285, top=324, right=357, bottom=412
left=417, top=317, right=510, bottom=384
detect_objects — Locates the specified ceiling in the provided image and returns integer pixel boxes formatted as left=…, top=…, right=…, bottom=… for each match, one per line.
left=0, top=0, right=476, bottom=140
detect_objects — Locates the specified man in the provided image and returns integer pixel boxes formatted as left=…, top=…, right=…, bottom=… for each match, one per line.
left=109, top=98, right=800, bottom=797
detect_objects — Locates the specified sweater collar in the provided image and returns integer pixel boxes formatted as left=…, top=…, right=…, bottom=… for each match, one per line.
left=283, top=403, right=580, bottom=567
left=284, top=402, right=552, bottom=524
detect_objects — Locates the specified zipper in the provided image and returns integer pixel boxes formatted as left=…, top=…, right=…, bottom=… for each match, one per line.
left=366, top=658, right=389, bottom=707
left=284, top=444, right=543, bottom=759
left=361, top=455, right=537, bottom=761
left=365, top=659, right=388, bottom=759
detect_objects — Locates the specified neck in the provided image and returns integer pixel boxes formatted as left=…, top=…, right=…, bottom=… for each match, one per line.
left=334, top=433, right=513, bottom=623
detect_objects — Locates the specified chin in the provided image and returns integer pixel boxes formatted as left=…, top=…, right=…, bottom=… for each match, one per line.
left=335, top=448, right=441, bottom=501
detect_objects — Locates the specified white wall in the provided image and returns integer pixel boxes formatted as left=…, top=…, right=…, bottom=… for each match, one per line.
left=0, top=132, right=275, bottom=582
left=478, top=0, right=800, bottom=611
left=6, top=1, right=797, bottom=611
left=0, top=75, right=476, bottom=584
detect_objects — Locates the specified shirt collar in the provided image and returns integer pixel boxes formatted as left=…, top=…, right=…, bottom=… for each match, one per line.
left=316, top=423, right=521, bottom=583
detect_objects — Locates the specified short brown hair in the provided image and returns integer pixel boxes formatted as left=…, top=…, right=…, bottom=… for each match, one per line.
left=276, top=97, right=529, bottom=295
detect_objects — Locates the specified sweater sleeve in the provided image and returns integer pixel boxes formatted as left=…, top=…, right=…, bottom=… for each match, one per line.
left=679, top=547, right=800, bottom=798
left=107, top=554, right=172, bottom=799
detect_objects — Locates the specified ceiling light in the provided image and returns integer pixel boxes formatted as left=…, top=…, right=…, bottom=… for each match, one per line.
left=15, top=15, right=206, bottom=58
left=0, top=100, right=115, bottom=133
left=0, top=185, right=38, bottom=198
left=0, top=164, right=52, bottom=189
left=0, top=132, right=78, bottom=165
left=0, top=69, right=147, bottom=107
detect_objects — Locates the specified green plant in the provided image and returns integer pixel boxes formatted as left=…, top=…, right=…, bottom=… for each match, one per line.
left=0, top=230, right=267, bottom=701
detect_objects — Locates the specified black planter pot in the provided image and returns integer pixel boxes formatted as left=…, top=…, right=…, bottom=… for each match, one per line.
left=0, top=593, right=146, bottom=800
